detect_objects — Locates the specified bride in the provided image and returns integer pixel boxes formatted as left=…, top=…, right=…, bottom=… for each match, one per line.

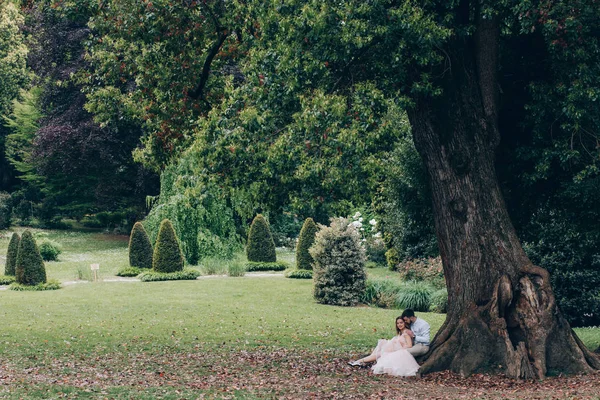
left=349, top=316, right=420, bottom=377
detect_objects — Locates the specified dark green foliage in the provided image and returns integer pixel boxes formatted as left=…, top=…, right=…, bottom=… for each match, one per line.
left=116, top=266, right=142, bottom=277
left=129, top=222, right=153, bottom=269
left=138, top=268, right=200, bottom=282
left=396, top=281, right=434, bottom=312
left=295, top=218, right=318, bottom=270
left=284, top=269, right=313, bottom=279
left=38, top=240, right=61, bottom=261
left=376, top=136, right=438, bottom=266
left=0, top=192, right=12, bottom=229
left=9, top=279, right=60, bottom=291
left=15, top=230, right=46, bottom=285
left=245, top=261, right=288, bottom=272
left=152, top=219, right=184, bottom=273
left=0, top=275, right=16, bottom=285
left=524, top=216, right=600, bottom=327
left=246, top=214, right=276, bottom=263
left=311, top=218, right=367, bottom=306
left=430, top=288, right=448, bottom=314
left=5, top=232, right=20, bottom=276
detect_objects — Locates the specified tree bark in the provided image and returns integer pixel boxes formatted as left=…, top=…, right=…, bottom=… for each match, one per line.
left=406, top=18, right=600, bottom=379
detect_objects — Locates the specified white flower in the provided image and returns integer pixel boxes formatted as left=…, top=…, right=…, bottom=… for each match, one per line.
left=353, top=211, right=361, bottom=219
left=360, top=227, right=364, bottom=231
left=351, top=220, right=362, bottom=228
left=372, top=232, right=382, bottom=238
left=358, top=217, right=363, bottom=222
left=369, top=219, right=377, bottom=226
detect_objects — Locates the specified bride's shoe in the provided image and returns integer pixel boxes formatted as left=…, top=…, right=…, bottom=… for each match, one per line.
left=348, top=360, right=365, bottom=366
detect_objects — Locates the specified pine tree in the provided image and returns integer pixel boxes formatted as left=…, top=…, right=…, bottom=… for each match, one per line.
left=129, top=222, right=153, bottom=269
left=296, top=218, right=318, bottom=270
left=152, top=219, right=184, bottom=273
left=15, top=230, right=47, bottom=285
left=4, top=232, right=20, bottom=276
left=246, top=214, right=276, bottom=263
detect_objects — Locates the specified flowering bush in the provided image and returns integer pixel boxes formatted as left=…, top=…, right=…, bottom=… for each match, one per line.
left=350, top=210, right=386, bottom=264
left=396, top=256, right=445, bottom=288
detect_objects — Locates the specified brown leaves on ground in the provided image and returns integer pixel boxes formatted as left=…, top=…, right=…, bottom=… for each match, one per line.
left=1, top=348, right=599, bottom=399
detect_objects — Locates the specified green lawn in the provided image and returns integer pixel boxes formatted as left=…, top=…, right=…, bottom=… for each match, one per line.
left=1, top=228, right=599, bottom=398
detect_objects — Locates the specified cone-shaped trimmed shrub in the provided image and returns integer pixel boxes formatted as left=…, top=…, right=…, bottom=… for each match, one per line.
left=296, top=218, right=318, bottom=270
left=5, top=232, right=20, bottom=276
left=15, top=230, right=47, bottom=285
left=129, top=222, right=153, bottom=269
left=311, top=218, right=367, bottom=306
left=246, top=214, right=276, bottom=263
left=152, top=219, right=184, bottom=273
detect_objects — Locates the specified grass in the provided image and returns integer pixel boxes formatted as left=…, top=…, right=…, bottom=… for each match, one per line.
left=1, top=228, right=599, bottom=398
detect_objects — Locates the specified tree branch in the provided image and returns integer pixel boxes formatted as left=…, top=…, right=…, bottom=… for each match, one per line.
left=189, top=2, right=229, bottom=107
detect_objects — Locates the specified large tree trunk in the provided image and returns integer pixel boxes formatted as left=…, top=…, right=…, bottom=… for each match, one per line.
left=406, top=16, right=600, bottom=379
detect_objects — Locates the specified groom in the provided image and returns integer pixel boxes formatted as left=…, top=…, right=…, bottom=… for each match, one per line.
left=401, top=309, right=430, bottom=357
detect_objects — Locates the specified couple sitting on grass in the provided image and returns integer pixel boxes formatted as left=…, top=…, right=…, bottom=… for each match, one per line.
left=349, top=309, right=430, bottom=377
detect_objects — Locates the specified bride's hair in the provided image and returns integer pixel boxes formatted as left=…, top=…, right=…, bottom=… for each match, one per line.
left=395, top=316, right=410, bottom=334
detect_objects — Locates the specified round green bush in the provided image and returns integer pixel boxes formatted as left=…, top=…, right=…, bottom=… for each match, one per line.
left=311, top=218, right=367, bottom=306
left=152, top=219, right=184, bottom=273
left=129, top=222, right=153, bottom=269
left=15, top=230, right=47, bottom=286
left=284, top=268, right=313, bottom=279
left=5, top=232, right=20, bottom=276
left=39, top=240, right=62, bottom=261
left=296, top=217, right=318, bottom=270
left=246, top=214, right=276, bottom=263
left=396, top=281, right=434, bottom=312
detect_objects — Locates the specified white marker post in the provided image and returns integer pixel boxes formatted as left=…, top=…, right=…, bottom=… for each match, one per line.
left=90, top=263, right=100, bottom=282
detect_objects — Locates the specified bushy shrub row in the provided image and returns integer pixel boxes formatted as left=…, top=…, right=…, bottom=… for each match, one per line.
left=0, top=275, right=16, bottom=285
left=245, top=261, right=288, bottom=272
left=138, top=269, right=201, bottom=282
left=362, top=278, right=447, bottom=313
left=284, top=268, right=313, bottom=279
left=9, top=279, right=61, bottom=291
left=116, top=266, right=142, bottom=277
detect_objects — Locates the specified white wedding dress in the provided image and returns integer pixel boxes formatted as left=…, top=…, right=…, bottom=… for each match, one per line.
left=370, top=333, right=420, bottom=377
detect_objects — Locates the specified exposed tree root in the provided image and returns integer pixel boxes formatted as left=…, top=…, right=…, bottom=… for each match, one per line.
left=419, top=264, right=600, bottom=379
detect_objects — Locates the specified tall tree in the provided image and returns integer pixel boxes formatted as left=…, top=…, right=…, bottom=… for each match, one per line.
left=246, top=0, right=600, bottom=378
left=12, top=1, right=159, bottom=219
left=0, top=1, right=29, bottom=191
